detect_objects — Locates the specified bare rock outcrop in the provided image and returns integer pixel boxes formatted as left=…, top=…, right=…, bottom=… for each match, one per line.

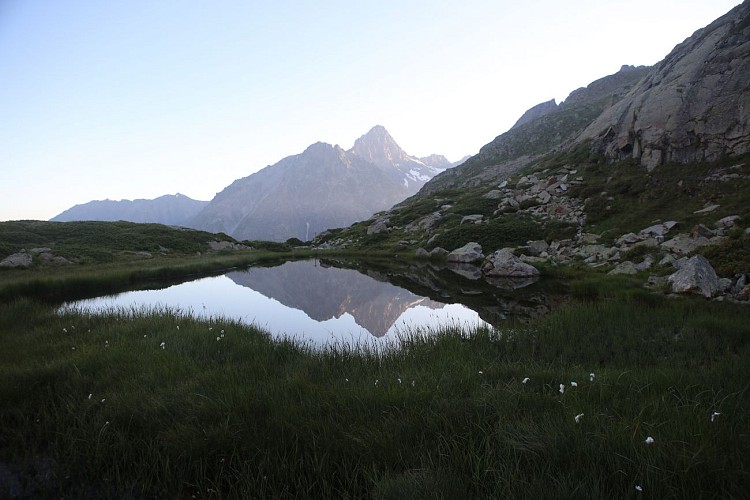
left=582, top=2, right=750, bottom=169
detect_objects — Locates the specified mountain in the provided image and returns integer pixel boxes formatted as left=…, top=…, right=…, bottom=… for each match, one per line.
left=581, top=1, right=750, bottom=169
left=50, top=193, right=209, bottom=226
left=417, top=64, right=651, bottom=194
left=190, top=126, right=451, bottom=241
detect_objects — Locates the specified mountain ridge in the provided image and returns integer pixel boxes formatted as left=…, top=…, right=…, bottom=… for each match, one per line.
left=189, top=126, right=454, bottom=241
left=50, top=193, right=208, bottom=226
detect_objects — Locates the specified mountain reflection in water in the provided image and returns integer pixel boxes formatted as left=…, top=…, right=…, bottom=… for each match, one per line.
left=66, top=259, right=524, bottom=344
left=226, top=261, right=447, bottom=337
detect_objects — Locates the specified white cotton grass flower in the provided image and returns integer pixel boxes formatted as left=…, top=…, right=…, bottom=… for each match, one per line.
left=88, top=393, right=92, bottom=400
left=522, top=377, right=530, bottom=384
left=570, top=381, right=578, bottom=387
left=559, top=384, right=565, bottom=394
left=575, top=413, right=584, bottom=423
left=62, top=328, right=67, bottom=333
left=645, top=436, right=654, bottom=444
left=160, top=341, right=166, bottom=349
left=176, top=325, right=180, bottom=330
left=589, top=372, right=595, bottom=382
left=711, top=411, right=721, bottom=422
left=478, top=370, right=483, bottom=375
left=397, top=378, right=402, bottom=384
left=216, top=336, right=221, bottom=341
left=635, top=485, right=643, bottom=492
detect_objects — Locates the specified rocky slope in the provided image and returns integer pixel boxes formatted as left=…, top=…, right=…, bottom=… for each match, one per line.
left=50, top=193, right=208, bottom=226
left=417, top=65, right=650, bottom=194
left=582, top=1, right=750, bottom=169
left=190, top=126, right=451, bottom=242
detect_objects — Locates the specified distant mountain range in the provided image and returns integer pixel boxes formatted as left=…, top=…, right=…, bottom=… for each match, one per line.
left=52, top=126, right=460, bottom=242
left=50, top=193, right=208, bottom=226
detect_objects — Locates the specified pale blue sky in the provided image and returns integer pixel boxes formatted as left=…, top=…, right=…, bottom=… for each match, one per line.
left=0, top=0, right=742, bottom=221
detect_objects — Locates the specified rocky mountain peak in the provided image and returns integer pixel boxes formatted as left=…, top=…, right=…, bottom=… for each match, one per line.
left=349, top=125, right=410, bottom=167
left=511, top=99, right=558, bottom=129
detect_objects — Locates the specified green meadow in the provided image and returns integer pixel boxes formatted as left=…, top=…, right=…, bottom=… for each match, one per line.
left=1, top=271, right=748, bottom=498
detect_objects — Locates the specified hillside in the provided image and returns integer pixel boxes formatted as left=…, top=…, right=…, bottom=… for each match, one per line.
left=0, top=220, right=239, bottom=267
left=319, top=2, right=750, bottom=301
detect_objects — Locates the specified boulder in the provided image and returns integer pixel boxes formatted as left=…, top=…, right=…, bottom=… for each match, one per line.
left=608, top=261, right=637, bottom=275
left=661, top=234, right=711, bottom=255
left=525, top=240, right=549, bottom=257
left=616, top=232, right=640, bottom=246
left=415, top=248, right=430, bottom=258
left=690, top=224, right=715, bottom=238
left=482, top=248, right=541, bottom=277
left=367, top=217, right=390, bottom=235
left=208, top=241, right=249, bottom=251
left=447, top=242, right=484, bottom=263
left=634, top=256, right=655, bottom=271
left=639, top=223, right=674, bottom=238
left=694, top=204, right=720, bottom=214
left=716, top=215, right=741, bottom=229
left=0, top=251, right=33, bottom=268
left=667, top=255, right=720, bottom=298
left=429, top=247, right=449, bottom=258
left=460, top=214, right=484, bottom=225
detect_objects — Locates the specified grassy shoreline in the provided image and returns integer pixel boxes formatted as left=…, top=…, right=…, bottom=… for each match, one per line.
left=1, top=278, right=748, bottom=498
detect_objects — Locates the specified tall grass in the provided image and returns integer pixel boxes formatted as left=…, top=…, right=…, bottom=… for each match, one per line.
left=1, top=295, right=748, bottom=498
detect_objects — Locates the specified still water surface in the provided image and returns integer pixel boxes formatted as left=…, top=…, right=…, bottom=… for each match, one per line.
left=64, top=259, right=495, bottom=345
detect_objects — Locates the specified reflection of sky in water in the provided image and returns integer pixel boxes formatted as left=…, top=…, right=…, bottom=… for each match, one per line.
left=64, top=273, right=488, bottom=346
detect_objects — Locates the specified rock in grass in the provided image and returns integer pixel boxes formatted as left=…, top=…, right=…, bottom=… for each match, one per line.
left=447, top=242, right=484, bottom=263
left=0, top=251, right=32, bottom=268
left=429, top=247, right=449, bottom=258
left=482, top=248, right=540, bottom=277
left=667, top=254, right=720, bottom=298
left=608, top=261, right=637, bottom=275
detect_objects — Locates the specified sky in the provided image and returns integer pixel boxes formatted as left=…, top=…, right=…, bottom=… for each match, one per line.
left=0, top=0, right=743, bottom=221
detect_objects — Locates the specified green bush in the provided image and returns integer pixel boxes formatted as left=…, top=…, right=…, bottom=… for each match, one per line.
left=430, top=215, right=545, bottom=251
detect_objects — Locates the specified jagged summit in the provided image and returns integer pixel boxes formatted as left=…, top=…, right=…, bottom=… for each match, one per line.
left=349, top=125, right=411, bottom=168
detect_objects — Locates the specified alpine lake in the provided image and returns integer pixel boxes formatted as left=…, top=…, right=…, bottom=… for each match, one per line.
left=60, top=256, right=563, bottom=346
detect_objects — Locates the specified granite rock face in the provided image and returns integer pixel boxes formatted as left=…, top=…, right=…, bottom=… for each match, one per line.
left=583, top=2, right=750, bottom=169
